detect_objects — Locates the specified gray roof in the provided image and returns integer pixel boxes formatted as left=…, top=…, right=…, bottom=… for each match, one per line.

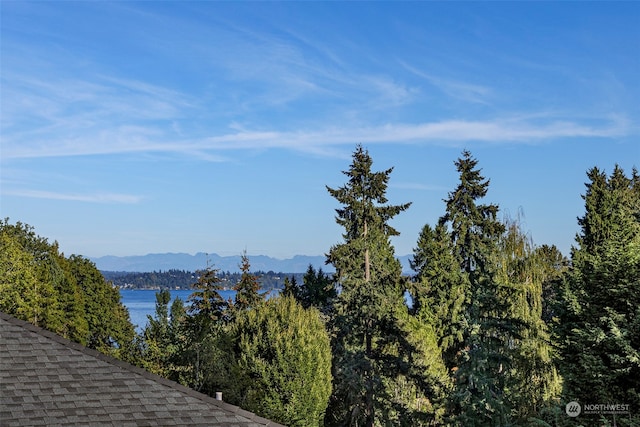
left=0, top=312, right=285, bottom=426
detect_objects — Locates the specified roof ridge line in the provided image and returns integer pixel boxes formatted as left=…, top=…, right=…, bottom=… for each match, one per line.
left=0, top=311, right=285, bottom=427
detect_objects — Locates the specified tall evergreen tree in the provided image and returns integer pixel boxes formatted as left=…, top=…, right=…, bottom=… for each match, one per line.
left=557, top=165, right=640, bottom=425
left=428, top=151, right=524, bottom=425
left=181, top=262, right=229, bottom=391
left=233, top=251, right=264, bottom=312
left=536, top=244, right=569, bottom=326
left=188, top=263, right=228, bottom=323
left=326, top=145, right=446, bottom=426
left=410, top=222, right=464, bottom=368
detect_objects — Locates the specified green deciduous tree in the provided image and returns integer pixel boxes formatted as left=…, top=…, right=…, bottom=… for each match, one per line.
left=494, top=215, right=562, bottom=422
left=63, top=254, right=136, bottom=360
left=0, top=220, right=66, bottom=334
left=221, top=296, right=333, bottom=427
left=0, top=227, right=53, bottom=327
left=0, top=219, right=137, bottom=362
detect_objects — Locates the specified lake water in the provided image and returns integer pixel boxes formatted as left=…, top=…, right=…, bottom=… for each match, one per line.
left=120, top=289, right=237, bottom=332
left=121, top=288, right=410, bottom=332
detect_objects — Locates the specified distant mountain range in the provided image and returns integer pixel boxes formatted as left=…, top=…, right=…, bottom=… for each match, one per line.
left=91, top=252, right=414, bottom=274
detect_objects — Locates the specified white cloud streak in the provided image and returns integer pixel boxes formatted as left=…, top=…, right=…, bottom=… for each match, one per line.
left=400, top=61, right=493, bottom=104
left=2, top=115, right=629, bottom=160
left=3, top=189, right=142, bottom=204
left=1, top=9, right=633, bottom=163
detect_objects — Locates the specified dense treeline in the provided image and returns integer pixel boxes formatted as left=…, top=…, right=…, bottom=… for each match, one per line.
left=0, top=219, right=138, bottom=362
left=139, top=254, right=333, bottom=426
left=103, top=269, right=301, bottom=291
left=1, top=145, right=638, bottom=426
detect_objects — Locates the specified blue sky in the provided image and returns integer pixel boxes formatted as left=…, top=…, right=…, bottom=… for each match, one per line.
left=1, top=2, right=638, bottom=260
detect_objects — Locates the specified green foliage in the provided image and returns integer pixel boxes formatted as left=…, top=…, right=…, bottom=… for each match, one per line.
left=293, top=264, right=336, bottom=312
left=175, top=264, right=231, bottom=391
left=282, top=275, right=298, bottom=299
left=429, top=151, right=517, bottom=425
left=494, top=216, right=562, bottom=422
left=555, top=165, right=640, bottom=425
left=326, top=145, right=447, bottom=426
left=410, top=222, right=464, bottom=368
left=142, top=289, right=172, bottom=373
left=103, top=269, right=198, bottom=289
left=6, top=152, right=639, bottom=427
left=439, top=150, right=504, bottom=275
left=0, top=227, right=55, bottom=329
left=104, top=269, right=291, bottom=291
left=221, top=296, right=332, bottom=427
left=411, top=152, right=564, bottom=425
left=233, top=251, right=265, bottom=312
left=188, top=264, right=229, bottom=323
left=0, top=219, right=137, bottom=362
left=140, top=291, right=196, bottom=387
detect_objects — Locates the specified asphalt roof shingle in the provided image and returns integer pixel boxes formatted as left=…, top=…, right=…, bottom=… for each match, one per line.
left=0, top=312, right=285, bottom=426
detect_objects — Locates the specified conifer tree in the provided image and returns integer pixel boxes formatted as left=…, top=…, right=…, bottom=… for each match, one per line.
left=429, top=151, right=522, bottom=425
left=410, top=222, right=464, bottom=368
left=182, top=262, right=229, bottom=391
left=142, top=289, right=173, bottom=376
left=536, top=244, right=569, bottom=325
left=281, top=275, right=299, bottom=300
left=188, top=263, right=228, bottom=323
left=326, top=145, right=446, bottom=426
left=233, top=251, right=264, bottom=312
left=299, top=264, right=336, bottom=312
left=558, top=165, right=640, bottom=424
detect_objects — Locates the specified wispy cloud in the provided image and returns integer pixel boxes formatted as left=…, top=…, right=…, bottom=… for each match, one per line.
left=400, top=61, right=492, bottom=104
left=3, top=189, right=142, bottom=204
left=2, top=115, right=629, bottom=160
left=1, top=6, right=633, bottom=164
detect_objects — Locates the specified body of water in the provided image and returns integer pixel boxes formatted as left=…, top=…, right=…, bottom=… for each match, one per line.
left=120, top=289, right=237, bottom=332
left=121, top=288, right=408, bottom=332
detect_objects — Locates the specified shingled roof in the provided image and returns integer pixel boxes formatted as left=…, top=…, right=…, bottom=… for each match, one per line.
left=0, top=312, right=285, bottom=426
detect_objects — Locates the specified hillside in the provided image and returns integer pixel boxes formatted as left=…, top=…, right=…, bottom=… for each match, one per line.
left=91, top=252, right=415, bottom=274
